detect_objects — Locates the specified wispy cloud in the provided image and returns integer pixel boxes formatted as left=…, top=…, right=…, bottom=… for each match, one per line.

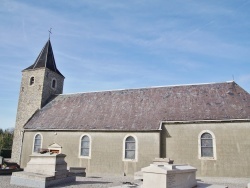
left=0, top=0, right=250, bottom=129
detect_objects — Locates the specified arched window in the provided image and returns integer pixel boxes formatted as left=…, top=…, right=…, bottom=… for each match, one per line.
left=124, top=136, right=136, bottom=160
left=51, top=79, right=57, bottom=89
left=80, top=135, right=90, bottom=157
left=33, top=134, right=42, bottom=153
left=198, top=130, right=216, bottom=159
left=201, top=133, right=213, bottom=157
left=30, top=77, right=35, bottom=85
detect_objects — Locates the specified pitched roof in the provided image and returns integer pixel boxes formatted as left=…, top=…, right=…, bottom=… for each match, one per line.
left=23, top=39, right=64, bottom=77
left=24, top=81, right=250, bottom=131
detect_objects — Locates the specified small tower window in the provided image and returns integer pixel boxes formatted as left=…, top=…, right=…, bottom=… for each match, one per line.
left=30, top=77, right=35, bottom=85
left=51, top=79, right=57, bottom=89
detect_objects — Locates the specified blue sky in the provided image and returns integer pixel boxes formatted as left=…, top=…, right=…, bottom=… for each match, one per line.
left=0, top=0, right=250, bottom=130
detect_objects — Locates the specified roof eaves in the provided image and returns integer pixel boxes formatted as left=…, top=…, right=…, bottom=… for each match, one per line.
left=23, top=128, right=160, bottom=132
left=161, top=119, right=250, bottom=124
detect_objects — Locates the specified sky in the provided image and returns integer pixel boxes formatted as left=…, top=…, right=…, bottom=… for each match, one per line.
left=0, top=0, right=250, bottom=130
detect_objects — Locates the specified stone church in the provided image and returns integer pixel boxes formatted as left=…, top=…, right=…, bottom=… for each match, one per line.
left=12, top=39, right=250, bottom=177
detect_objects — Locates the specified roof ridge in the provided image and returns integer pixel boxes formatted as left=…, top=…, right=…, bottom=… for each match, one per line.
left=44, top=39, right=49, bottom=69
left=59, top=81, right=235, bottom=96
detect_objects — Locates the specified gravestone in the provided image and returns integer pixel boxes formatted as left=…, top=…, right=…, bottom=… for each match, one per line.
left=141, top=158, right=197, bottom=188
left=48, top=143, right=62, bottom=154
left=10, top=153, right=75, bottom=188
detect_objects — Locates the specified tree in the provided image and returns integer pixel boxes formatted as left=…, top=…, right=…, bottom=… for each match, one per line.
left=0, top=128, right=14, bottom=151
left=0, top=128, right=4, bottom=150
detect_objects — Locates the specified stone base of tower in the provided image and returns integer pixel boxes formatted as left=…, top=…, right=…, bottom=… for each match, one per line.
left=10, top=129, right=23, bottom=164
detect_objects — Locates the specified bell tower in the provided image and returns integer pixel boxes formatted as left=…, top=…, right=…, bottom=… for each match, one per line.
left=11, top=39, right=65, bottom=163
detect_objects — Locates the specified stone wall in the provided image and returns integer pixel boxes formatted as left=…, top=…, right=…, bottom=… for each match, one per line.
left=11, top=68, right=64, bottom=163
left=163, top=121, right=250, bottom=177
left=20, top=131, right=160, bottom=175
left=41, top=69, right=64, bottom=107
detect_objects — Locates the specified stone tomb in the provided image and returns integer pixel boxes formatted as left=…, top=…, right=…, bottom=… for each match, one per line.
left=141, top=158, right=197, bottom=188
left=11, top=153, right=76, bottom=188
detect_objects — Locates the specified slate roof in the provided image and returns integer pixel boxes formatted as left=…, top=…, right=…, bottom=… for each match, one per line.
left=23, top=39, right=64, bottom=77
left=24, top=81, right=250, bottom=131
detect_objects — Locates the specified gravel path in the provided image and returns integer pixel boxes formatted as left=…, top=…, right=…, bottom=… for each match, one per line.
left=196, top=177, right=250, bottom=188
left=0, top=174, right=249, bottom=188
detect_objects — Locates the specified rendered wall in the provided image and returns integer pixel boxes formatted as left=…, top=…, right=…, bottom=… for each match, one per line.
left=163, top=121, right=250, bottom=177
left=21, top=131, right=160, bottom=175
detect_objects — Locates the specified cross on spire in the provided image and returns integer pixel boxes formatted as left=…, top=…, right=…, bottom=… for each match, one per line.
left=48, top=28, right=52, bottom=39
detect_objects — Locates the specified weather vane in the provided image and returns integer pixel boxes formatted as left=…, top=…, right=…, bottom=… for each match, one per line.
left=48, top=28, right=52, bottom=39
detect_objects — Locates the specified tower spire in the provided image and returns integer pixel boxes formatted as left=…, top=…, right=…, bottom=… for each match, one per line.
left=23, top=39, right=64, bottom=77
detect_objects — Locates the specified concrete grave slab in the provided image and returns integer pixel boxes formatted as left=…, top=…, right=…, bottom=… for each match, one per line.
left=10, top=153, right=75, bottom=188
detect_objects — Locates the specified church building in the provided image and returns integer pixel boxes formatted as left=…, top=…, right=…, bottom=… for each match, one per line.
left=12, top=39, right=250, bottom=177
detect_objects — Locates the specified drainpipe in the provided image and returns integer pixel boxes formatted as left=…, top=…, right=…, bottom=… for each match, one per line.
left=159, top=121, right=163, bottom=158
left=158, top=121, right=163, bottom=130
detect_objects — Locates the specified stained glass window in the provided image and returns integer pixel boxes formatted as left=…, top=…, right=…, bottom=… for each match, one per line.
left=125, top=136, right=135, bottom=159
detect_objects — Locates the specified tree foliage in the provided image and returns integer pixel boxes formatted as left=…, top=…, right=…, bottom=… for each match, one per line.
left=0, top=128, right=14, bottom=150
